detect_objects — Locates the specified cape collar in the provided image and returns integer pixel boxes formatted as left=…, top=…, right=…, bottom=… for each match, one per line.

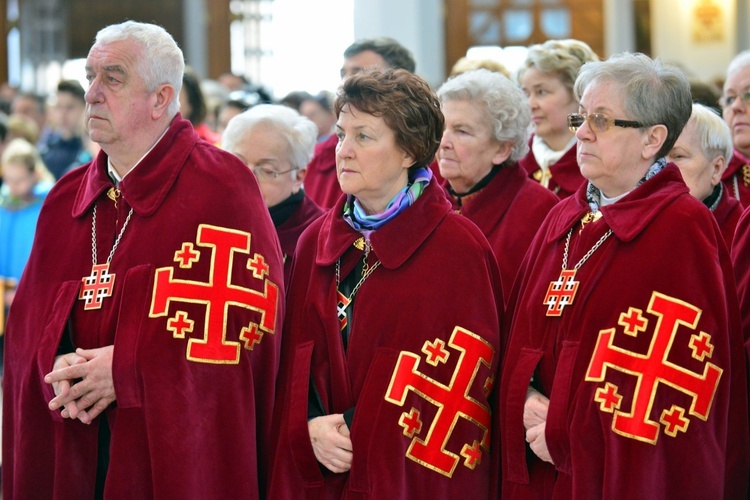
left=546, top=163, right=689, bottom=243
left=315, top=176, right=451, bottom=269
left=71, top=115, right=198, bottom=219
left=722, top=150, right=749, bottom=180
left=443, top=163, right=526, bottom=234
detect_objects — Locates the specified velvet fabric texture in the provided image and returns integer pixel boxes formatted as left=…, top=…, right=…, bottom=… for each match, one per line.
left=518, top=134, right=585, bottom=199
left=305, top=133, right=342, bottom=210
left=275, top=192, right=324, bottom=286
left=268, top=179, right=504, bottom=498
left=2, top=115, right=285, bottom=499
left=500, top=164, right=749, bottom=498
left=443, top=163, right=558, bottom=303
left=722, top=150, right=750, bottom=207
left=711, top=185, right=742, bottom=248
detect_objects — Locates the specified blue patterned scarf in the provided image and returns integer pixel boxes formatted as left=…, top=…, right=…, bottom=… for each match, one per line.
left=344, top=167, right=432, bottom=233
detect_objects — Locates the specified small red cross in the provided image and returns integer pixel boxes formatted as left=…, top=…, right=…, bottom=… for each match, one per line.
left=689, top=332, right=714, bottom=361
left=240, top=323, right=264, bottom=350
left=544, top=269, right=579, bottom=316
left=422, top=339, right=449, bottom=366
left=619, top=307, right=648, bottom=336
left=79, top=263, right=116, bottom=310
left=398, top=408, right=422, bottom=438
left=460, top=441, right=483, bottom=469
left=660, top=405, right=689, bottom=437
left=594, top=382, right=622, bottom=412
left=247, top=253, right=269, bottom=279
left=174, top=242, right=200, bottom=268
left=167, top=311, right=194, bottom=338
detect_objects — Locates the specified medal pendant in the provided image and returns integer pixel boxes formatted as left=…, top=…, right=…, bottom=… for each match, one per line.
left=79, top=263, right=116, bottom=310
left=543, top=269, right=580, bottom=317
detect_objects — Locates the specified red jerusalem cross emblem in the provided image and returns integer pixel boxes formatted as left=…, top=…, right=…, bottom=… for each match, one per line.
left=149, top=224, right=279, bottom=364
left=585, top=291, right=723, bottom=443
left=79, top=263, right=115, bottom=310
left=544, top=269, right=579, bottom=316
left=385, top=327, right=495, bottom=477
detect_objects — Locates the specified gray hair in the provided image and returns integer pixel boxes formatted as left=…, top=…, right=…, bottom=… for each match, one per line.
left=221, top=104, right=317, bottom=170
left=726, top=50, right=750, bottom=80
left=574, top=52, right=692, bottom=160
left=437, top=69, right=530, bottom=162
left=688, top=103, right=733, bottom=163
left=94, top=21, right=184, bottom=117
left=517, top=39, right=599, bottom=94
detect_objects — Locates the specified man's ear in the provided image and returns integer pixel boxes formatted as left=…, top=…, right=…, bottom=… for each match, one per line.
left=152, top=84, right=175, bottom=119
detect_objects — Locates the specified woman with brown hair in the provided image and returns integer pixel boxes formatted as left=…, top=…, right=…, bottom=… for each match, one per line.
left=269, top=69, right=503, bottom=498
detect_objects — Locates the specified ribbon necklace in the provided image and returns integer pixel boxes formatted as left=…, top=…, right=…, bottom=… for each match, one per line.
left=78, top=190, right=134, bottom=310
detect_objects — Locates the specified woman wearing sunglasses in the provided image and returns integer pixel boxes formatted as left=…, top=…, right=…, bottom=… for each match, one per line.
left=499, top=53, right=748, bottom=498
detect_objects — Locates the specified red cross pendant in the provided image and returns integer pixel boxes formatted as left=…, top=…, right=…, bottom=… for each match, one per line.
left=543, top=269, right=580, bottom=317
left=79, top=263, right=116, bottom=310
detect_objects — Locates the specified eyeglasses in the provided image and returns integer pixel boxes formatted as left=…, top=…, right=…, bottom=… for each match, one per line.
left=719, top=91, right=750, bottom=109
left=251, top=166, right=297, bottom=181
left=567, top=113, right=645, bottom=133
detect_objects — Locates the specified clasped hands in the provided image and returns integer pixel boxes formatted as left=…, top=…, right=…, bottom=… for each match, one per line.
left=44, top=345, right=115, bottom=425
left=524, top=386, right=554, bottom=464
left=308, top=413, right=353, bottom=473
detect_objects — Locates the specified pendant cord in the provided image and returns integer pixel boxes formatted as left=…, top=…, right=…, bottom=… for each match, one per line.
left=91, top=203, right=135, bottom=266
left=562, top=226, right=613, bottom=270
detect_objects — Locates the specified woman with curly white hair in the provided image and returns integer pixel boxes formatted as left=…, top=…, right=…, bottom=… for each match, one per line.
left=436, top=68, right=559, bottom=301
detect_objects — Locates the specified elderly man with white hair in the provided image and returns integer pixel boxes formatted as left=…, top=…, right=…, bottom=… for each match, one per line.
left=4, top=21, right=283, bottom=498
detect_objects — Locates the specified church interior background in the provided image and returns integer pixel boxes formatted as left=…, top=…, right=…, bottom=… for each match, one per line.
left=0, top=0, right=747, bottom=99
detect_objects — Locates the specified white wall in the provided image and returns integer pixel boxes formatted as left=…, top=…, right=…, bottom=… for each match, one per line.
left=651, top=0, right=736, bottom=82
left=353, top=0, right=445, bottom=88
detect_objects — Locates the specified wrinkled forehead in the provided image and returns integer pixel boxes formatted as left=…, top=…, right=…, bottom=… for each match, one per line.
left=86, top=39, right=142, bottom=73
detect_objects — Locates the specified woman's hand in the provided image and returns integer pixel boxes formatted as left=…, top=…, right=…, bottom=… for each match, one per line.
left=526, top=421, right=554, bottom=464
left=523, top=386, right=550, bottom=430
left=308, top=413, right=353, bottom=473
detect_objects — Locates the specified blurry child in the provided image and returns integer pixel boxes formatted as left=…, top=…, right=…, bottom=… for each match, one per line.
left=0, top=138, right=54, bottom=309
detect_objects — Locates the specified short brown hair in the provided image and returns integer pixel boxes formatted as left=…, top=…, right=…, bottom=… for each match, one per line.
left=335, top=69, right=443, bottom=168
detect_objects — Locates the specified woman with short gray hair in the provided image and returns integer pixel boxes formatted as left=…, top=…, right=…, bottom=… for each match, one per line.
left=436, top=69, right=558, bottom=301
left=500, top=52, right=748, bottom=498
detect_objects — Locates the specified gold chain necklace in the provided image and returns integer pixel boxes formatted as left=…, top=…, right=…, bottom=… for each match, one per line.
left=335, top=238, right=381, bottom=331
left=78, top=200, right=134, bottom=311
left=543, top=225, right=613, bottom=317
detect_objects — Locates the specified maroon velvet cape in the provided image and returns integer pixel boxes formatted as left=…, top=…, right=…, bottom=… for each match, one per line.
left=713, top=187, right=742, bottom=249
left=305, top=134, right=342, bottom=210
left=518, top=135, right=585, bottom=199
left=722, top=151, right=750, bottom=207
left=2, top=116, right=285, bottom=499
left=276, top=193, right=324, bottom=286
left=500, top=165, right=749, bottom=498
left=442, top=164, right=559, bottom=303
left=268, top=179, right=504, bottom=498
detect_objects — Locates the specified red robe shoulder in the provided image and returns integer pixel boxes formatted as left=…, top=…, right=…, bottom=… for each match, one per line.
left=722, top=150, right=750, bottom=207
left=305, top=134, right=341, bottom=209
left=269, top=179, right=504, bottom=499
left=276, top=193, right=324, bottom=285
left=443, top=164, right=558, bottom=303
left=501, top=165, right=749, bottom=498
left=518, top=135, right=584, bottom=199
left=3, top=115, right=285, bottom=498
